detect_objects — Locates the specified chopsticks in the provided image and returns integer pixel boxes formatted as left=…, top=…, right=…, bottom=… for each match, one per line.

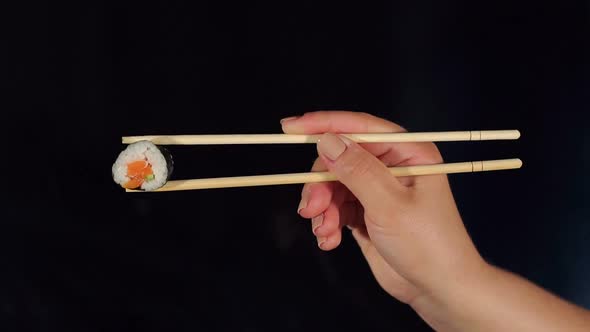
left=122, top=130, right=520, bottom=145
left=126, top=159, right=522, bottom=192
left=122, top=130, right=522, bottom=192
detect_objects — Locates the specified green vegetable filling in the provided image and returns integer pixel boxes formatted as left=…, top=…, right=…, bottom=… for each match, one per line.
left=145, top=174, right=155, bottom=181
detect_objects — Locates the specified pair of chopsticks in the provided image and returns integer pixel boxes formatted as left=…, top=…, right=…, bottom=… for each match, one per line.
left=123, top=130, right=522, bottom=192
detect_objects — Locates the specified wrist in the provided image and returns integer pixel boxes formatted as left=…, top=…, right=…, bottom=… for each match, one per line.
left=409, top=257, right=493, bottom=331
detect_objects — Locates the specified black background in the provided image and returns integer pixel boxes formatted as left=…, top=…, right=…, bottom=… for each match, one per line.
left=5, top=0, right=590, bottom=331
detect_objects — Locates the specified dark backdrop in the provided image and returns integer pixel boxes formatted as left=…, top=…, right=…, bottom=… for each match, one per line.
left=5, top=1, right=590, bottom=331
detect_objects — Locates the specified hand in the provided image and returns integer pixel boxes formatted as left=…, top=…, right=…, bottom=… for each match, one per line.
left=281, top=111, right=486, bottom=305
left=283, top=111, right=590, bottom=332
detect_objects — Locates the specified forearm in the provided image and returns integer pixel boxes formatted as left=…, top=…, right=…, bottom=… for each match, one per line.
left=411, top=263, right=590, bottom=332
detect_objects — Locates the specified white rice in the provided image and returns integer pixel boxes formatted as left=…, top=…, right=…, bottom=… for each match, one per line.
left=112, top=140, right=169, bottom=191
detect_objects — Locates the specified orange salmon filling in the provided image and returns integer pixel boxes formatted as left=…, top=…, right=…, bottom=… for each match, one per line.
left=123, top=160, right=154, bottom=189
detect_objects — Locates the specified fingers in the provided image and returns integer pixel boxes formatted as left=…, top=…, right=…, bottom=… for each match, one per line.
left=281, top=111, right=404, bottom=159
left=317, top=133, right=407, bottom=215
left=281, top=111, right=443, bottom=171
left=297, top=158, right=333, bottom=219
left=313, top=203, right=342, bottom=250
left=283, top=111, right=444, bottom=251
left=311, top=208, right=336, bottom=238
left=281, top=111, right=402, bottom=134
left=298, top=157, right=350, bottom=250
left=313, top=201, right=361, bottom=251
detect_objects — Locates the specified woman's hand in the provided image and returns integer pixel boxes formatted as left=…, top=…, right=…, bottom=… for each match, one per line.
left=283, top=111, right=590, bottom=331
left=281, top=111, right=485, bottom=305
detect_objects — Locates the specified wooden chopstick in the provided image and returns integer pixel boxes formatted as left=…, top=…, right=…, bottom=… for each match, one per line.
left=122, top=130, right=520, bottom=145
left=126, top=158, right=522, bottom=192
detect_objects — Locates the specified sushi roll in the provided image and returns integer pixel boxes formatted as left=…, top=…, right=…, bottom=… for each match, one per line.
left=112, top=140, right=173, bottom=191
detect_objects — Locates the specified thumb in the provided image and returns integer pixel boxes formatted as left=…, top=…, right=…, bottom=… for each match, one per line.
left=316, top=133, right=407, bottom=214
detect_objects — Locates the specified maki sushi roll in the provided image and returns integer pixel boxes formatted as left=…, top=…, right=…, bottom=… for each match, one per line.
left=112, top=140, right=173, bottom=191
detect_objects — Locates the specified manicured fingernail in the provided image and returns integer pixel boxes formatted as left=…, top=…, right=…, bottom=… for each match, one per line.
left=280, top=116, right=299, bottom=124
left=317, top=133, right=347, bottom=161
left=311, top=214, right=324, bottom=235
left=317, top=237, right=327, bottom=249
left=297, top=188, right=311, bottom=214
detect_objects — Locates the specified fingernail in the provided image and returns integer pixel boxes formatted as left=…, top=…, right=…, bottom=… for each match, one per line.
left=297, top=188, right=310, bottom=214
left=311, top=214, right=324, bottom=235
left=317, top=133, right=347, bottom=161
left=317, top=237, right=327, bottom=249
left=280, top=116, right=299, bottom=124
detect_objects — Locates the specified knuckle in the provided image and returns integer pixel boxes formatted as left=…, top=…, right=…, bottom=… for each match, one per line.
left=301, top=183, right=311, bottom=195
left=421, top=143, right=444, bottom=164
left=310, top=157, right=326, bottom=172
left=357, top=111, right=372, bottom=119
left=345, top=155, right=375, bottom=178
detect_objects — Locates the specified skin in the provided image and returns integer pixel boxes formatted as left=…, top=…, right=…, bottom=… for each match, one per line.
left=281, top=111, right=590, bottom=332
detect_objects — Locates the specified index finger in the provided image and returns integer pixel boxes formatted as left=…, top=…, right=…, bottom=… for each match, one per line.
left=281, top=111, right=442, bottom=165
left=281, top=111, right=404, bottom=134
